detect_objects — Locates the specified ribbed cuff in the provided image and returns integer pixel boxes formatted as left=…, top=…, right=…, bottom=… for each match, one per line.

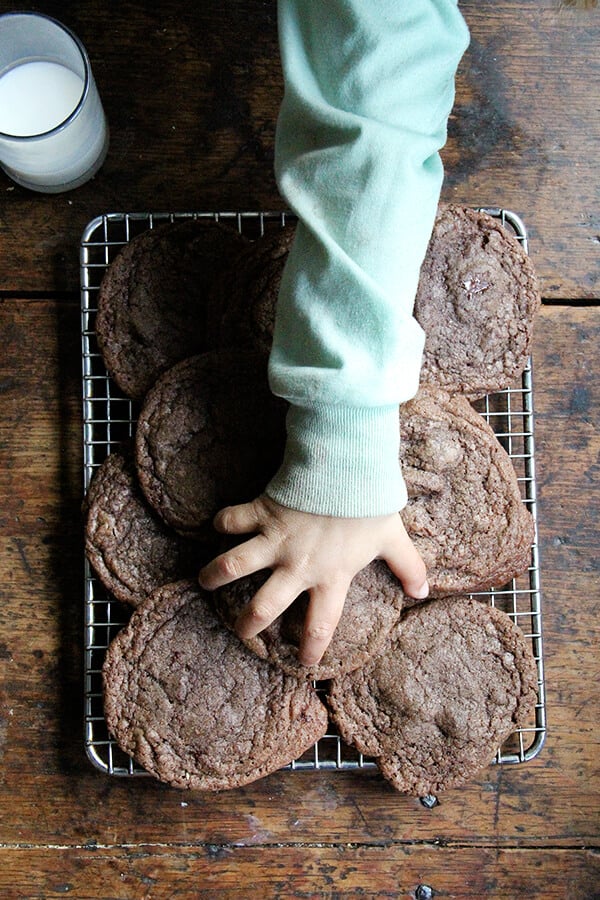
left=265, top=403, right=406, bottom=518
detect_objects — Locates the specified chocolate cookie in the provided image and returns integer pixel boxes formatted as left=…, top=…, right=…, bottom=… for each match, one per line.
left=83, top=447, right=208, bottom=606
left=414, top=205, right=541, bottom=399
left=214, top=558, right=405, bottom=681
left=400, top=387, right=534, bottom=597
left=135, top=350, right=287, bottom=539
left=96, top=219, right=247, bottom=400
left=103, top=580, right=329, bottom=790
left=327, top=596, right=539, bottom=795
left=208, top=223, right=295, bottom=355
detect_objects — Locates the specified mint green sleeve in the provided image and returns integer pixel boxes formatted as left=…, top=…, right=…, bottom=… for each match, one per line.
left=266, top=0, right=469, bottom=517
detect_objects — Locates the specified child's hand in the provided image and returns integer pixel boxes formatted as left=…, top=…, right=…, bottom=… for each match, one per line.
left=198, top=495, right=429, bottom=667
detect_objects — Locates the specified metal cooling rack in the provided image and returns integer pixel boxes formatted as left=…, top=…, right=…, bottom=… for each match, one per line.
left=81, top=209, right=546, bottom=782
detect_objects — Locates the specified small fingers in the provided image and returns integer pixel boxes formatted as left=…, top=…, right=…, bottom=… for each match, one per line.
left=234, top=569, right=303, bottom=640
left=383, top=520, right=429, bottom=601
left=298, top=583, right=348, bottom=667
left=213, top=499, right=265, bottom=535
left=198, top=533, right=272, bottom=590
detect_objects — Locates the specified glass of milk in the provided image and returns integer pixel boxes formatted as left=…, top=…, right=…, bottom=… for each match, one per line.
left=0, top=12, right=109, bottom=192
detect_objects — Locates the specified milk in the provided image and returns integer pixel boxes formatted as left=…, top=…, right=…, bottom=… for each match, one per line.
left=0, top=12, right=109, bottom=192
left=0, top=60, right=84, bottom=136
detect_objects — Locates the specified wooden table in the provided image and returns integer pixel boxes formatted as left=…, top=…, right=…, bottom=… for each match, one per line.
left=0, top=2, right=598, bottom=897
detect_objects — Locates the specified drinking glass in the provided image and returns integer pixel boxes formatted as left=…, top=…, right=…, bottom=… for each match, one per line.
left=0, top=11, right=109, bottom=192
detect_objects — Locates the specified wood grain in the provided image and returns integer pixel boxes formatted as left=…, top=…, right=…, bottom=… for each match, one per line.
left=0, top=0, right=598, bottom=297
left=0, top=846, right=598, bottom=899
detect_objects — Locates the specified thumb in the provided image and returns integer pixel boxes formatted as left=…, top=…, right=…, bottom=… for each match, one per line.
left=382, top=518, right=429, bottom=601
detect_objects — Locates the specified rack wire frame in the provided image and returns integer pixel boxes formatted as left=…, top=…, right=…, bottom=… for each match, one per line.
left=80, top=209, right=546, bottom=779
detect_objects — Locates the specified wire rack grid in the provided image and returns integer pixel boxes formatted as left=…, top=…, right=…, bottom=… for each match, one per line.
left=80, top=209, right=546, bottom=781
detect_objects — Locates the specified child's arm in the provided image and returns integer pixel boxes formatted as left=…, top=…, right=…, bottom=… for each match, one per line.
left=199, top=0, right=469, bottom=664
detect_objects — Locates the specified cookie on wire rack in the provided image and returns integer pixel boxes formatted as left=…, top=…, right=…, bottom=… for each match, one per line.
left=135, top=349, right=287, bottom=540
left=95, top=218, right=247, bottom=400
left=399, top=387, right=535, bottom=598
left=414, top=204, right=541, bottom=399
left=83, top=446, right=209, bottom=607
left=103, top=580, right=329, bottom=790
left=213, top=558, right=405, bottom=681
left=207, top=222, right=296, bottom=355
left=327, top=596, right=539, bottom=796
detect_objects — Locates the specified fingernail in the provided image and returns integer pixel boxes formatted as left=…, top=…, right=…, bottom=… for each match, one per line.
left=197, top=570, right=211, bottom=590
left=299, top=655, right=319, bottom=668
left=298, top=648, right=322, bottom=667
left=412, top=580, right=429, bottom=600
